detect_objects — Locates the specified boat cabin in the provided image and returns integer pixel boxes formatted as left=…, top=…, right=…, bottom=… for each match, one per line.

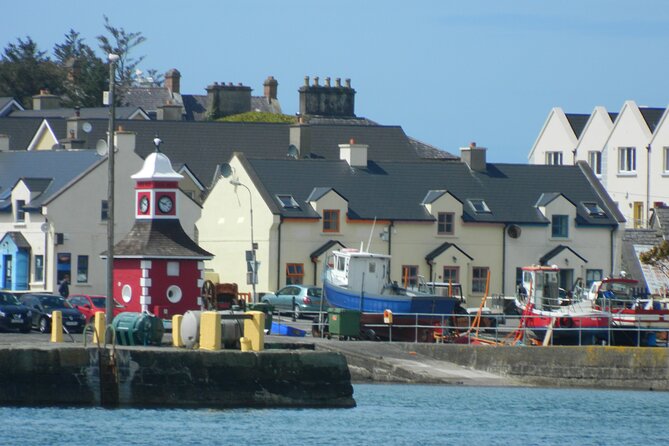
left=327, top=249, right=390, bottom=295
left=519, top=266, right=561, bottom=311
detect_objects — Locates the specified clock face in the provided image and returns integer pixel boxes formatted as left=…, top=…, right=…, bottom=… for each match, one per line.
left=139, top=196, right=149, bottom=214
left=158, top=195, right=173, bottom=213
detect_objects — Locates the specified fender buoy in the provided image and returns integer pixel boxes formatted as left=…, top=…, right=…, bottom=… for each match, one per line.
left=559, top=317, right=574, bottom=328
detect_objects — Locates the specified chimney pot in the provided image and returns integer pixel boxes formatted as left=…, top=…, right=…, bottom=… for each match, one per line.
left=345, top=78, right=351, bottom=88
left=314, top=76, right=319, bottom=86
left=304, top=76, right=310, bottom=86
left=325, top=77, right=331, bottom=87
left=470, top=141, right=476, bottom=148
left=335, top=78, right=341, bottom=87
left=350, top=138, right=355, bottom=144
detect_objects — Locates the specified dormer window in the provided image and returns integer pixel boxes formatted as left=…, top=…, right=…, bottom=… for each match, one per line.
left=277, top=194, right=300, bottom=209
left=15, top=200, right=25, bottom=222
left=583, top=202, right=606, bottom=218
left=468, top=199, right=490, bottom=213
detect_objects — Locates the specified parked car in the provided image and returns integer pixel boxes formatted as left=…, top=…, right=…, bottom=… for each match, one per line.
left=67, top=294, right=126, bottom=324
left=0, top=291, right=32, bottom=333
left=261, top=285, right=326, bottom=319
left=19, top=293, right=86, bottom=333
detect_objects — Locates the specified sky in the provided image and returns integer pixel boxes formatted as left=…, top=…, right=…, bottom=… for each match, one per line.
left=4, top=0, right=669, bottom=163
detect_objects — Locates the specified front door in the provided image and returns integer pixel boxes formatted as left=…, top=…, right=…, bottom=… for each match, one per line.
left=560, top=268, right=574, bottom=292
left=633, top=202, right=644, bottom=228
left=2, top=255, right=11, bottom=289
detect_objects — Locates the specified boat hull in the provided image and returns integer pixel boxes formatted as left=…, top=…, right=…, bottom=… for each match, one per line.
left=521, top=309, right=611, bottom=345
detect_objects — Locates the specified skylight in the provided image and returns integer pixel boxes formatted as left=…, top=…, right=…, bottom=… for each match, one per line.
left=583, top=202, right=606, bottom=218
left=468, top=199, right=491, bottom=213
left=277, top=194, right=300, bottom=209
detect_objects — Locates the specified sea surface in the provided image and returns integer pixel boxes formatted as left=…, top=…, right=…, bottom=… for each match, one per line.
left=3, top=383, right=669, bottom=446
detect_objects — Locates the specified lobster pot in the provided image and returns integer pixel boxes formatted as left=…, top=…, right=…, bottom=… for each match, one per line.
left=180, top=310, right=245, bottom=349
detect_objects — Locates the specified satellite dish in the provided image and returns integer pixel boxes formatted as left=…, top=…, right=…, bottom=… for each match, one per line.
left=507, top=224, right=522, bottom=239
left=96, top=139, right=108, bottom=156
left=287, top=144, right=299, bottom=159
left=82, top=122, right=92, bottom=133
left=220, top=163, right=233, bottom=178
left=51, top=143, right=61, bottom=150
left=40, top=223, right=49, bottom=232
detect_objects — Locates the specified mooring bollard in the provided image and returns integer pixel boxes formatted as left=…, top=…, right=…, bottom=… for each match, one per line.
left=172, top=314, right=184, bottom=348
left=93, top=312, right=106, bottom=344
left=51, top=310, right=63, bottom=343
left=243, top=311, right=265, bottom=351
left=199, top=311, right=221, bottom=351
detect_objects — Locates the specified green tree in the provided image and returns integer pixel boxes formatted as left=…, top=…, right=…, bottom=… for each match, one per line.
left=0, top=37, right=63, bottom=108
left=96, top=15, right=146, bottom=88
left=54, top=30, right=107, bottom=107
left=639, top=240, right=669, bottom=280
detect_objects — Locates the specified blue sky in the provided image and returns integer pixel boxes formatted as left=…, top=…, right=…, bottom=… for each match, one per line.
left=4, top=1, right=669, bottom=162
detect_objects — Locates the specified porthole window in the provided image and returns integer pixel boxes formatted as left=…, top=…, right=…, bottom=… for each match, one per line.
left=121, top=284, right=132, bottom=303
left=166, top=285, right=182, bottom=303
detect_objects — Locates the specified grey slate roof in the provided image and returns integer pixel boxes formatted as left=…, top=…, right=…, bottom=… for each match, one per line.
left=639, top=107, right=665, bottom=133
left=539, top=245, right=588, bottom=265
left=425, top=242, right=473, bottom=262
left=650, top=207, right=669, bottom=238
left=408, top=138, right=458, bottom=160
left=242, top=156, right=622, bottom=227
left=565, top=113, right=590, bottom=139
left=1, top=231, right=30, bottom=249
left=608, top=112, right=618, bottom=123
left=310, top=240, right=346, bottom=259
left=0, top=118, right=44, bottom=149
left=111, top=220, right=213, bottom=258
left=0, top=97, right=23, bottom=116
left=9, top=107, right=145, bottom=120
left=0, top=151, right=103, bottom=211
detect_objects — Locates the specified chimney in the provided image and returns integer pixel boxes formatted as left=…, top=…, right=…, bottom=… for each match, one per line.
left=157, top=102, right=184, bottom=120
left=164, top=68, right=181, bottom=94
left=63, top=113, right=86, bottom=148
left=299, top=75, right=356, bottom=117
left=0, top=134, right=9, bottom=151
left=32, top=89, right=61, bottom=110
left=460, top=142, right=487, bottom=172
left=290, top=122, right=312, bottom=158
left=263, top=76, right=278, bottom=101
left=339, top=138, right=368, bottom=167
left=206, top=82, right=252, bottom=119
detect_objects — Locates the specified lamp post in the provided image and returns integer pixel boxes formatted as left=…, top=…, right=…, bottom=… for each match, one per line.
left=105, top=53, right=119, bottom=324
left=230, top=179, right=257, bottom=303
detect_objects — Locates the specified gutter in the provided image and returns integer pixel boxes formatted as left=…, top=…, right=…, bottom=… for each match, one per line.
left=276, top=218, right=283, bottom=290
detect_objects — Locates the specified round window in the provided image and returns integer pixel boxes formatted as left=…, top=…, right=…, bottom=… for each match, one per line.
left=121, top=284, right=132, bottom=303
left=166, top=285, right=182, bottom=303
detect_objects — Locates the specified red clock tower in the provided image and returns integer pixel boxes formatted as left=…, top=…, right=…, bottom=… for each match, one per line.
left=110, top=148, right=213, bottom=318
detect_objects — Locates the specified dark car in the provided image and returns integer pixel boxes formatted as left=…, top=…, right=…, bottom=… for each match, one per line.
left=261, top=285, right=326, bottom=319
left=67, top=294, right=126, bottom=324
left=0, top=291, right=32, bottom=333
left=19, top=293, right=86, bottom=333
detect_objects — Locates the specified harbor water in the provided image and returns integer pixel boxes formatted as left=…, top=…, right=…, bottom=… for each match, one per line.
left=4, top=383, right=669, bottom=445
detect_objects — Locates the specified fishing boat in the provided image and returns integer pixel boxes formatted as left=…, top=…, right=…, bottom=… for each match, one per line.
left=323, top=248, right=461, bottom=341
left=515, top=265, right=611, bottom=345
left=586, top=274, right=669, bottom=345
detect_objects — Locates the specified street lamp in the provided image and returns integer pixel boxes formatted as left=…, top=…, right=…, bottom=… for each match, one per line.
left=105, top=53, right=119, bottom=324
left=231, top=179, right=257, bottom=302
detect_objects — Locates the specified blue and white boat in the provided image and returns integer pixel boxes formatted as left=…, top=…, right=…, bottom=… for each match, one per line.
left=323, top=248, right=460, bottom=315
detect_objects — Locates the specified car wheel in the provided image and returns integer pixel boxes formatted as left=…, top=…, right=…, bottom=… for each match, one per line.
left=294, top=305, right=301, bottom=320
left=38, top=317, right=50, bottom=334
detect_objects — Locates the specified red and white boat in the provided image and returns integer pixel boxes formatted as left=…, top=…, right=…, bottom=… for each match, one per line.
left=586, top=274, right=669, bottom=345
left=515, top=265, right=611, bottom=345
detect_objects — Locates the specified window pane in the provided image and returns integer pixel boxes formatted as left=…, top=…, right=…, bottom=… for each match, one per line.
left=77, top=255, right=89, bottom=283
left=323, top=209, right=340, bottom=232
left=472, top=267, right=489, bottom=293
left=437, top=212, right=454, bottom=235
left=286, top=263, right=304, bottom=285
left=402, top=265, right=418, bottom=287
left=35, top=255, right=44, bottom=282
left=101, top=200, right=109, bottom=221
left=551, top=215, right=568, bottom=238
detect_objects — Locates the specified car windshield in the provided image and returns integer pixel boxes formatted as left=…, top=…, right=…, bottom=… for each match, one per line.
left=91, top=297, right=106, bottom=308
left=307, top=288, right=322, bottom=298
left=0, top=293, right=19, bottom=305
left=39, top=296, right=71, bottom=309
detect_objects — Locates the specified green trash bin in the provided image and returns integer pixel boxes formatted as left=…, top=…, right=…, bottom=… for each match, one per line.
left=328, top=308, right=361, bottom=338
left=112, top=312, right=165, bottom=346
left=247, top=302, right=274, bottom=334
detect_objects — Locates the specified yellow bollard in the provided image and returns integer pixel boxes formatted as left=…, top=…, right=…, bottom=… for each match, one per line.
left=93, top=312, right=106, bottom=344
left=172, top=314, right=184, bottom=348
left=199, top=311, right=221, bottom=351
left=240, top=337, right=252, bottom=352
left=50, top=310, right=63, bottom=343
left=243, top=311, right=265, bottom=351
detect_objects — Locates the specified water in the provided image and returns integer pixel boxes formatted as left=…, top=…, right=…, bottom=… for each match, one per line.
left=4, top=384, right=669, bottom=445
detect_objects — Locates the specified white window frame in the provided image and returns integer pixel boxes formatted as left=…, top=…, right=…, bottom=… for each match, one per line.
left=545, top=151, right=563, bottom=166
left=588, top=150, right=602, bottom=176
left=618, top=147, right=636, bottom=173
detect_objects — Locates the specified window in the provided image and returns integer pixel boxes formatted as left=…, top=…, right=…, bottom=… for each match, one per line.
left=586, top=269, right=603, bottom=288
left=101, top=200, right=109, bottom=221
left=76, top=255, right=88, bottom=283
left=277, top=195, right=300, bottom=209
left=664, top=147, right=669, bottom=173
left=401, top=265, right=418, bottom=288
left=323, top=209, right=340, bottom=232
left=286, top=263, right=304, bottom=284
left=56, top=252, right=71, bottom=283
left=551, top=215, right=569, bottom=238
left=442, top=266, right=459, bottom=283
left=468, top=199, right=490, bottom=213
left=588, top=151, right=602, bottom=175
left=618, top=147, right=636, bottom=173
left=437, top=212, right=454, bottom=235
left=167, top=262, right=180, bottom=276
left=16, top=199, right=25, bottom=222
left=545, top=151, right=563, bottom=165
left=34, top=255, right=44, bottom=282
left=472, top=267, right=489, bottom=293
left=583, top=202, right=606, bottom=218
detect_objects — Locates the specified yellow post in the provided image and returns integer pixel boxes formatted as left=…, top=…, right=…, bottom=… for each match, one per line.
left=50, top=311, right=63, bottom=343
left=199, top=311, right=221, bottom=351
left=172, top=314, right=184, bottom=348
left=240, top=337, right=252, bottom=351
left=93, top=312, right=106, bottom=344
left=243, top=311, right=265, bottom=351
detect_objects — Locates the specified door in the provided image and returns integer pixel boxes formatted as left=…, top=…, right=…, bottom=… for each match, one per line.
left=633, top=202, right=644, bottom=228
left=560, top=269, right=574, bottom=293
left=2, top=255, right=11, bottom=289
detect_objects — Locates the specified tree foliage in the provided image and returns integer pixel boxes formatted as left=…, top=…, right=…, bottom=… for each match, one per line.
left=639, top=240, right=669, bottom=280
left=96, top=15, right=146, bottom=88
left=54, top=30, right=107, bottom=107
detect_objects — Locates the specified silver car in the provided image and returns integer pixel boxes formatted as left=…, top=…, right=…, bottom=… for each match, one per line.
left=261, top=285, right=326, bottom=319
